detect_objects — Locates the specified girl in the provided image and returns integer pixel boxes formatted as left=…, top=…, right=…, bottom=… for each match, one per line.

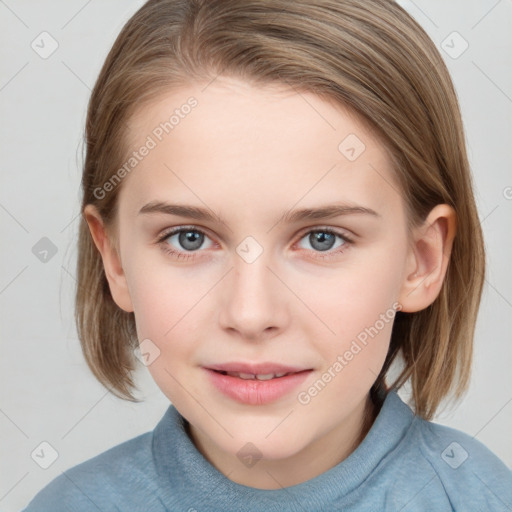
left=24, top=0, right=511, bottom=510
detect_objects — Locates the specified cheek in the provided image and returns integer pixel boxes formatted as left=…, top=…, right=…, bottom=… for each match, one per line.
left=299, top=245, right=404, bottom=336
left=126, top=265, right=209, bottom=404
left=293, top=242, right=405, bottom=388
left=129, top=271, right=201, bottom=343
left=122, top=240, right=196, bottom=331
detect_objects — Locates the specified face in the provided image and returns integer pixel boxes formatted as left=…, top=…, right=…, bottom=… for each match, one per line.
left=96, top=76, right=419, bottom=487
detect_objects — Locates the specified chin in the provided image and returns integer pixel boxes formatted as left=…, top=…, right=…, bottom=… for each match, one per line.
left=217, top=422, right=313, bottom=462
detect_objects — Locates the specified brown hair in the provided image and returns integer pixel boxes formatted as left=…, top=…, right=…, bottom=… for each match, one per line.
left=76, top=0, right=485, bottom=419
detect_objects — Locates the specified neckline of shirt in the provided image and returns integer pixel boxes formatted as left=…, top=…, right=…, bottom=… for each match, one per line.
left=152, top=390, right=415, bottom=509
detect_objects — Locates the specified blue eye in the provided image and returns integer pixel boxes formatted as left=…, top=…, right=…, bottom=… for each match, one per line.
left=157, top=226, right=352, bottom=261
left=159, top=227, right=214, bottom=259
left=297, top=229, right=350, bottom=254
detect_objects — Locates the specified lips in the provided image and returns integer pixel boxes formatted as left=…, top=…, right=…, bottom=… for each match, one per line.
left=204, top=362, right=313, bottom=405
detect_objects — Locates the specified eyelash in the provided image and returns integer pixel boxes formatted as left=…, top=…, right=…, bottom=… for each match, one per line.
left=156, top=226, right=354, bottom=261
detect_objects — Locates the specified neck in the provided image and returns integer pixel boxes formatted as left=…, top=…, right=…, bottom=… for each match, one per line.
left=185, top=393, right=378, bottom=490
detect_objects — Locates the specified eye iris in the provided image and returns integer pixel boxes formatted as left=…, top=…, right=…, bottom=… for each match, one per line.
left=310, top=231, right=335, bottom=251
left=179, top=230, right=203, bottom=251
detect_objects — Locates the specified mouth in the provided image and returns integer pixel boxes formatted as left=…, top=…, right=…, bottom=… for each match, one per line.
left=204, top=362, right=313, bottom=405
left=211, top=370, right=299, bottom=380
left=206, top=362, right=311, bottom=379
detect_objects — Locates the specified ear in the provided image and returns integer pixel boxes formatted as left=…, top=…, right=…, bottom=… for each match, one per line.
left=83, top=204, right=134, bottom=313
left=398, top=204, right=457, bottom=313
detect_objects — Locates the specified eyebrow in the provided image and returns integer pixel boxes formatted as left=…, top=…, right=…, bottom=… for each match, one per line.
left=138, top=201, right=380, bottom=224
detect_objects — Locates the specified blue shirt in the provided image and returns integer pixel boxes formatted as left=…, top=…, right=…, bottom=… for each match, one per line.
left=23, top=391, right=512, bottom=511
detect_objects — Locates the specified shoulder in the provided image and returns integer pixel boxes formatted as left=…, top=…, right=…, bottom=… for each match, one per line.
left=410, top=416, right=512, bottom=510
left=22, top=431, right=165, bottom=512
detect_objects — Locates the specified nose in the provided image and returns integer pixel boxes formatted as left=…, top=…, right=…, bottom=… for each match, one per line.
left=218, top=250, right=290, bottom=341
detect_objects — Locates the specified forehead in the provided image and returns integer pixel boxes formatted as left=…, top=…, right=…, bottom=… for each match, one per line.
left=120, top=77, right=402, bottom=221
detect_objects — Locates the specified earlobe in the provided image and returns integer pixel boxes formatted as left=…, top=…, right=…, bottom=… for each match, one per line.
left=83, top=205, right=134, bottom=313
left=398, top=204, right=457, bottom=313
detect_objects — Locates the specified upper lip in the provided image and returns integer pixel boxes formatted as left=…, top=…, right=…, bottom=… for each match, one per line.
left=205, top=362, right=311, bottom=374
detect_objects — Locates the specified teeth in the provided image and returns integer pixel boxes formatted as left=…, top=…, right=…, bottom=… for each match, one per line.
left=225, top=371, right=289, bottom=380
left=255, top=373, right=275, bottom=381
left=239, top=372, right=256, bottom=380
left=226, top=372, right=254, bottom=379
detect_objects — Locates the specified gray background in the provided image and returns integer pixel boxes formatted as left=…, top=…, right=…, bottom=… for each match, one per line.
left=1, top=0, right=511, bottom=510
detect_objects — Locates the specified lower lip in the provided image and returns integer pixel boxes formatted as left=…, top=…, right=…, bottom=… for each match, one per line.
left=204, top=368, right=312, bottom=405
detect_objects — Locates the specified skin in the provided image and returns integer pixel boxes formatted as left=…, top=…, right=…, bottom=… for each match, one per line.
left=85, top=76, right=456, bottom=490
